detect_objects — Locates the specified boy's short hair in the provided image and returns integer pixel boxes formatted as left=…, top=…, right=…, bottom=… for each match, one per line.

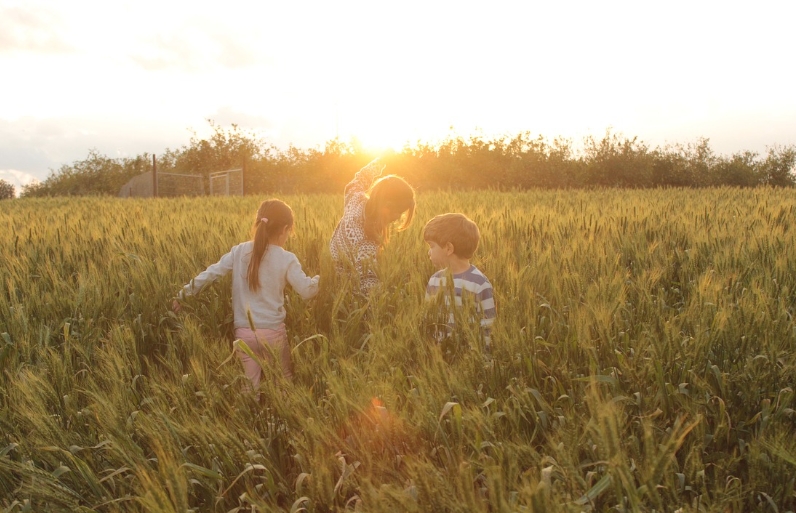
left=423, top=213, right=480, bottom=258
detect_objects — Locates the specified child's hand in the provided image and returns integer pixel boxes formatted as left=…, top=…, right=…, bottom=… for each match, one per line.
left=172, top=299, right=182, bottom=313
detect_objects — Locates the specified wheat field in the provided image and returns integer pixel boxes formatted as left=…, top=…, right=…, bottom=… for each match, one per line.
left=1, top=188, right=795, bottom=512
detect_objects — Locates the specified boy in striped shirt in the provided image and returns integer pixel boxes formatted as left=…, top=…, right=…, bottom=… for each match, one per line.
left=424, top=213, right=496, bottom=350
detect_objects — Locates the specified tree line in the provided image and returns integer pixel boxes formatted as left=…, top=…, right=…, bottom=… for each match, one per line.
left=15, top=123, right=796, bottom=198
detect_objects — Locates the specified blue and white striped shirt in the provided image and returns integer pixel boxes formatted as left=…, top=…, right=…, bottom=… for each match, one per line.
left=425, top=265, right=496, bottom=346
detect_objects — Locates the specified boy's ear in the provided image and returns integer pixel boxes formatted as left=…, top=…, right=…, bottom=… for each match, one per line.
left=445, top=242, right=455, bottom=256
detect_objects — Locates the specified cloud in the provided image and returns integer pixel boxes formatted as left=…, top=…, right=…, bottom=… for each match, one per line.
left=129, top=20, right=262, bottom=71
left=0, top=6, right=73, bottom=54
left=0, top=115, right=195, bottom=182
left=0, top=169, right=40, bottom=197
left=208, top=107, right=273, bottom=131
left=0, top=116, right=88, bottom=173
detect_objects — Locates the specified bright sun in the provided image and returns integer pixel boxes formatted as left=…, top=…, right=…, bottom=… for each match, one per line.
left=336, top=98, right=426, bottom=155
left=349, top=131, right=406, bottom=155
left=343, top=118, right=411, bottom=155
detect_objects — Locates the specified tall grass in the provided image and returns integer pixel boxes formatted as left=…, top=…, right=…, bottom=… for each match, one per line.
left=1, top=188, right=795, bottom=511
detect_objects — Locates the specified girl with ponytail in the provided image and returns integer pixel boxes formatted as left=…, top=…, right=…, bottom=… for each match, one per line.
left=173, top=199, right=319, bottom=390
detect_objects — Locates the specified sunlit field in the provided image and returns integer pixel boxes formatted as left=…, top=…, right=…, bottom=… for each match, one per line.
left=1, top=188, right=795, bottom=512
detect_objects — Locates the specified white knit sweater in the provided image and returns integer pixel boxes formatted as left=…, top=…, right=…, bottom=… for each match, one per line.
left=179, top=242, right=319, bottom=330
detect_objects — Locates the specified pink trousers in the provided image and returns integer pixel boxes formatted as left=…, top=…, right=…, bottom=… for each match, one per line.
left=234, top=325, right=293, bottom=390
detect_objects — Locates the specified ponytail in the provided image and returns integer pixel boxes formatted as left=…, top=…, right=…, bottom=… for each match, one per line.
left=247, top=199, right=294, bottom=291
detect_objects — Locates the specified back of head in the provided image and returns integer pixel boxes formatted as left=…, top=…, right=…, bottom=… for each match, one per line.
left=364, top=175, right=415, bottom=243
left=423, top=213, right=480, bottom=259
left=248, top=199, right=294, bottom=291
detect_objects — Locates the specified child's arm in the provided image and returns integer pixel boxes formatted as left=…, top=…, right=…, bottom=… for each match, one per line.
left=477, top=283, right=497, bottom=347
left=286, top=258, right=320, bottom=300
left=344, top=158, right=385, bottom=204
left=177, top=250, right=235, bottom=300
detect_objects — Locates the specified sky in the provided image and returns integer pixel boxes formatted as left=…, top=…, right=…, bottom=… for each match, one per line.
left=1, top=0, right=795, bottom=194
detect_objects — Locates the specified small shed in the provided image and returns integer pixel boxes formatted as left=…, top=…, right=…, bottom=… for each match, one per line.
left=119, top=171, right=154, bottom=198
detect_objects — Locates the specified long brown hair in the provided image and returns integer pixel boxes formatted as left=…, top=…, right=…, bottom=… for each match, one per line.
left=247, top=199, right=294, bottom=292
left=364, top=175, right=415, bottom=244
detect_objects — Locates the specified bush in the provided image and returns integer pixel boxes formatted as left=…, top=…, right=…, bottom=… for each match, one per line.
left=20, top=150, right=150, bottom=197
left=0, top=178, right=14, bottom=199
left=760, top=145, right=796, bottom=187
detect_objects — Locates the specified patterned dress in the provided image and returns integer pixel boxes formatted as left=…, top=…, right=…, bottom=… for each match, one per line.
left=329, top=159, right=384, bottom=296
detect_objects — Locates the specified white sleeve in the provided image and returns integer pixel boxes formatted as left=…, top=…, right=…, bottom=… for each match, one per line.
left=286, top=256, right=320, bottom=300
left=178, top=250, right=234, bottom=299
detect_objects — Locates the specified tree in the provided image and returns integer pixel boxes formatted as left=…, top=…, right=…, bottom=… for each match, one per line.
left=760, top=145, right=796, bottom=187
left=20, top=150, right=150, bottom=197
left=712, top=151, right=760, bottom=187
left=172, top=121, right=266, bottom=193
left=0, top=179, right=14, bottom=200
left=582, top=131, right=653, bottom=187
